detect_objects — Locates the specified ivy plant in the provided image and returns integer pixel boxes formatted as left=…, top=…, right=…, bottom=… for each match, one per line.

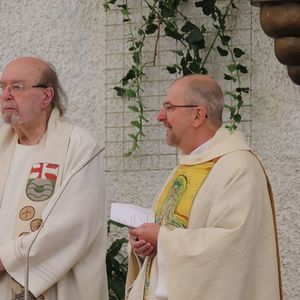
left=104, top=0, right=249, bottom=155
left=106, top=220, right=128, bottom=300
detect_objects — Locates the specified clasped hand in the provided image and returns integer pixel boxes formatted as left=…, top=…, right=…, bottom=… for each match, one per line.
left=129, top=223, right=160, bottom=258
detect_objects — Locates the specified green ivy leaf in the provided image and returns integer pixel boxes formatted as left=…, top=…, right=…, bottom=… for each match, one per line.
left=165, top=22, right=183, bottom=40
left=132, top=52, right=140, bottom=64
left=126, top=89, right=136, bottom=98
left=237, top=64, right=248, bottom=73
left=236, top=87, right=250, bottom=93
left=181, top=57, right=187, bottom=68
left=114, top=87, right=126, bottom=97
left=145, top=23, right=158, bottom=34
left=220, top=35, right=231, bottom=46
left=195, top=0, right=216, bottom=16
left=130, top=120, right=141, bottom=129
left=181, top=21, right=199, bottom=33
left=128, top=46, right=135, bottom=51
left=108, top=237, right=128, bottom=257
left=227, top=64, right=237, bottom=73
left=167, top=65, right=177, bottom=74
left=186, top=51, right=193, bottom=61
left=234, top=114, right=241, bottom=122
left=217, top=46, right=228, bottom=56
left=148, top=12, right=155, bottom=23
left=128, top=106, right=139, bottom=112
left=224, top=74, right=237, bottom=82
left=128, top=133, right=138, bottom=141
left=186, top=29, right=204, bottom=45
left=233, top=48, right=245, bottom=58
left=122, top=69, right=135, bottom=85
left=159, top=3, right=173, bottom=18
left=103, top=0, right=117, bottom=11
left=189, top=60, right=201, bottom=73
left=224, top=104, right=236, bottom=115
left=118, top=4, right=130, bottom=19
left=141, top=115, right=148, bottom=122
left=237, top=100, right=244, bottom=109
left=226, top=123, right=237, bottom=131
left=172, top=50, right=184, bottom=56
left=201, top=67, right=208, bottom=75
left=182, top=67, right=192, bottom=75
left=135, top=41, right=142, bottom=48
left=138, top=29, right=144, bottom=36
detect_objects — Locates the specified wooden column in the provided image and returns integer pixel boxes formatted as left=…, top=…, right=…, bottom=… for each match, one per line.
left=251, top=0, right=300, bottom=85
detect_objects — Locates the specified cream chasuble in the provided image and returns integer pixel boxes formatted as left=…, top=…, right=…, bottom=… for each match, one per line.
left=0, top=109, right=108, bottom=300
left=126, top=128, right=282, bottom=300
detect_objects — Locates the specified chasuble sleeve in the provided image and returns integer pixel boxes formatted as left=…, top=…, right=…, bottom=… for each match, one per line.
left=157, top=151, right=281, bottom=300
left=0, top=130, right=107, bottom=298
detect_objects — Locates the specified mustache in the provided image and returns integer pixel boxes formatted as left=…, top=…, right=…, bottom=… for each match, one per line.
left=1, top=103, right=18, bottom=110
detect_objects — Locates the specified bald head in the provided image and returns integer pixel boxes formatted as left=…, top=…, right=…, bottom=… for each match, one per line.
left=2, top=57, right=49, bottom=86
left=1, top=57, right=67, bottom=115
left=170, top=74, right=224, bottom=127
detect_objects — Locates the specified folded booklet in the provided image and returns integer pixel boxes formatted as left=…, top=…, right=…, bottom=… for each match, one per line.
left=110, top=203, right=155, bottom=228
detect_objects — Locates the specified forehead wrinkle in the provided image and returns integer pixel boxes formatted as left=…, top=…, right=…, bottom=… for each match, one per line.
left=1, top=57, right=48, bottom=84
left=0, top=79, right=25, bottom=84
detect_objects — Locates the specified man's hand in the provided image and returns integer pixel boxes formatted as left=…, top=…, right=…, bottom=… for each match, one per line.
left=129, top=223, right=160, bottom=258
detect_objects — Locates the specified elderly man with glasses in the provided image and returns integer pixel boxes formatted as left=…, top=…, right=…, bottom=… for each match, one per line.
left=0, top=57, right=108, bottom=300
left=126, top=74, right=282, bottom=300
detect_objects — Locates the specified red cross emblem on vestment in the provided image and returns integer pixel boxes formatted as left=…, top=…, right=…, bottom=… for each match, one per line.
left=26, top=162, right=59, bottom=202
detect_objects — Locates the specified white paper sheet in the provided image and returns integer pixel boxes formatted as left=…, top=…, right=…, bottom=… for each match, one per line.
left=110, top=203, right=155, bottom=228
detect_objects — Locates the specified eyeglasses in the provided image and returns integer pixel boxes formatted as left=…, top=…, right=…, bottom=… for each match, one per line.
left=162, top=102, right=200, bottom=111
left=0, top=82, right=48, bottom=95
left=162, top=102, right=208, bottom=118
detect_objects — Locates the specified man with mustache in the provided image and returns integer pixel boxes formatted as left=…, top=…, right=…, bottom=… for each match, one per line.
left=0, top=57, right=108, bottom=300
left=125, top=74, right=282, bottom=300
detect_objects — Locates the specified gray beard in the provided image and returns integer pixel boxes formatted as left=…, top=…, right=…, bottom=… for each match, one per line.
left=1, top=111, right=22, bottom=125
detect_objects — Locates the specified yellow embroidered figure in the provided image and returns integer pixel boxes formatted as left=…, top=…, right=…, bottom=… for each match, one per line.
left=144, top=160, right=218, bottom=299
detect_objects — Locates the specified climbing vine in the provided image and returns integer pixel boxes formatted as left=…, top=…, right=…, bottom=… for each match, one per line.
left=104, top=0, right=249, bottom=156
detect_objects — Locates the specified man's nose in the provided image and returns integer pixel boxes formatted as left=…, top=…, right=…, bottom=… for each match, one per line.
left=156, top=108, right=167, bottom=122
left=1, top=87, right=12, bottom=100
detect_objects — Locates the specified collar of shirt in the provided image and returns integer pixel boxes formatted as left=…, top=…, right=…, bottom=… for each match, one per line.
left=190, top=139, right=212, bottom=155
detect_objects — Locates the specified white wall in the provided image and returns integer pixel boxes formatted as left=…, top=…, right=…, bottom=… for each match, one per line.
left=0, top=0, right=106, bottom=141
left=251, top=6, right=300, bottom=299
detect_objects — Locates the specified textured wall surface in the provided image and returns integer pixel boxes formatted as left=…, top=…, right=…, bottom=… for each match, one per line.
left=0, top=0, right=299, bottom=299
left=251, top=7, right=300, bottom=299
left=0, top=0, right=106, bottom=141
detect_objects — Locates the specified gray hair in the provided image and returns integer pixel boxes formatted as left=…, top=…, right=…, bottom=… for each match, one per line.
left=183, top=75, right=224, bottom=127
left=40, top=62, right=67, bottom=115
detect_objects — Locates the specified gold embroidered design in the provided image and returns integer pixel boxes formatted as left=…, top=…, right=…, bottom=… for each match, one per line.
left=19, top=206, right=35, bottom=221
left=143, top=159, right=218, bottom=299
left=30, top=219, right=43, bottom=232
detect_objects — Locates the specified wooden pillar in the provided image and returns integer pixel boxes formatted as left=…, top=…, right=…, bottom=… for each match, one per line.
left=251, top=0, right=300, bottom=85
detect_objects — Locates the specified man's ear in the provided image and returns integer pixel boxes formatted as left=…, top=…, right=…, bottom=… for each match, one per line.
left=42, top=87, right=54, bottom=109
left=192, top=106, right=207, bottom=128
